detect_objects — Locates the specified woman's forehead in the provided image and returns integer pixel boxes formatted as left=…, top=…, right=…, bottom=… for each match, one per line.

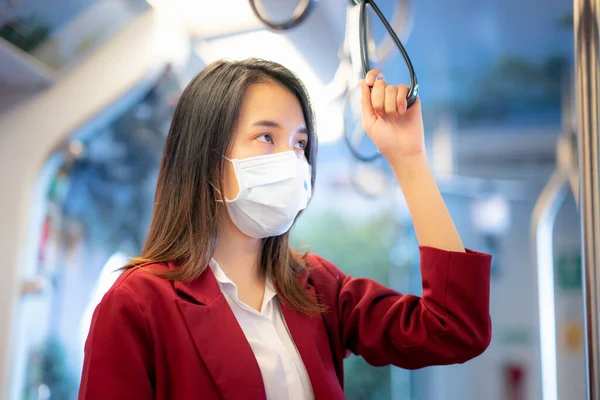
left=238, top=82, right=306, bottom=130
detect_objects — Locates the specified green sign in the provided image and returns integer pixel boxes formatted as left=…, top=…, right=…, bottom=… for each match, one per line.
left=498, top=327, right=532, bottom=346
left=555, top=251, right=582, bottom=291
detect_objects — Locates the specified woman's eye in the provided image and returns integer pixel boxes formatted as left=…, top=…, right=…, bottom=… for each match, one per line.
left=295, top=140, right=307, bottom=149
left=257, top=133, right=273, bottom=144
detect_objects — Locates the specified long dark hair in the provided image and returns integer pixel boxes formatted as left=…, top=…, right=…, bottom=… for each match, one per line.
left=124, top=58, right=321, bottom=314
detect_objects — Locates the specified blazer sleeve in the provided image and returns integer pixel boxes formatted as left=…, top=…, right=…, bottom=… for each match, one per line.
left=79, top=286, right=154, bottom=400
left=311, top=246, right=492, bottom=370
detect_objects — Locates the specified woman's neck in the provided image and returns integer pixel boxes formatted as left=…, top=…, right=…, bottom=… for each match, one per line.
left=212, top=211, right=264, bottom=284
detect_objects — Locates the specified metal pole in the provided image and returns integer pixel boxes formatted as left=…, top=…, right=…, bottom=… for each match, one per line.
left=532, top=169, right=567, bottom=400
left=574, top=0, right=600, bottom=398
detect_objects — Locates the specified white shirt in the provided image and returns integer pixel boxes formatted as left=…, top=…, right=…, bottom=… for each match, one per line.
left=209, top=259, right=315, bottom=400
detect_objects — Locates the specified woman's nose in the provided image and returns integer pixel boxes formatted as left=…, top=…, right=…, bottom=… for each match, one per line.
left=275, top=141, right=294, bottom=153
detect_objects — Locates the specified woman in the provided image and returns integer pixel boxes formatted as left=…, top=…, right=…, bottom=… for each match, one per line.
left=79, top=58, right=492, bottom=400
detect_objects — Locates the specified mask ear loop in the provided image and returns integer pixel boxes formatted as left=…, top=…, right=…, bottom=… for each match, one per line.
left=209, top=182, right=225, bottom=203
left=211, top=152, right=246, bottom=202
left=210, top=154, right=232, bottom=203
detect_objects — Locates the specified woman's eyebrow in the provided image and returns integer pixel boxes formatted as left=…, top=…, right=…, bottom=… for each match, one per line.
left=251, top=120, right=307, bottom=133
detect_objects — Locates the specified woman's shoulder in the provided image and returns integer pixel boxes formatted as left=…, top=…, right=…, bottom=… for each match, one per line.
left=106, top=263, right=175, bottom=302
left=302, top=253, right=349, bottom=291
left=87, top=264, right=176, bottom=337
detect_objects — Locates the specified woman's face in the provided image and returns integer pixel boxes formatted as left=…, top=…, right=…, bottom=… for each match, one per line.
left=222, top=81, right=309, bottom=200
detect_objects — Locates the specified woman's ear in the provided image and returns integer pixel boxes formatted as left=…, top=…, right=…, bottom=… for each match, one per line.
left=222, top=159, right=240, bottom=200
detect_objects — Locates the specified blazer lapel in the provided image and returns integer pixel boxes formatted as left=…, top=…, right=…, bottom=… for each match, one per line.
left=281, top=284, right=345, bottom=400
left=173, top=265, right=266, bottom=400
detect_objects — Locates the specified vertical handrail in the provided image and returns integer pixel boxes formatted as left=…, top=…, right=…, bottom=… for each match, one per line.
left=574, top=0, right=600, bottom=398
left=532, top=169, right=568, bottom=400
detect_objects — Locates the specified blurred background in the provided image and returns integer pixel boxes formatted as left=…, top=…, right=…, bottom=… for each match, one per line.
left=0, top=0, right=585, bottom=399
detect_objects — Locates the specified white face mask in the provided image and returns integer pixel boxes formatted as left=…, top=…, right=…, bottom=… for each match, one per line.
left=220, top=150, right=312, bottom=239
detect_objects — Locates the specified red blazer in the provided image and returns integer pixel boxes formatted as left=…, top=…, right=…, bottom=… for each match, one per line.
left=79, top=247, right=492, bottom=400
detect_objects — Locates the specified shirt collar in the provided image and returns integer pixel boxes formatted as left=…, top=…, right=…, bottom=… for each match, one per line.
left=209, top=258, right=277, bottom=309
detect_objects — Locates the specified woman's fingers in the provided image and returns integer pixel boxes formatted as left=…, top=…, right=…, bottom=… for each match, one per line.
left=384, top=85, right=399, bottom=116
left=364, top=69, right=411, bottom=119
left=371, top=78, right=386, bottom=117
left=396, top=84, right=410, bottom=115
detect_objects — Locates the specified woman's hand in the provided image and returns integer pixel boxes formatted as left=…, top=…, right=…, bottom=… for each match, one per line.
left=360, top=69, right=425, bottom=162
left=360, top=69, right=464, bottom=252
